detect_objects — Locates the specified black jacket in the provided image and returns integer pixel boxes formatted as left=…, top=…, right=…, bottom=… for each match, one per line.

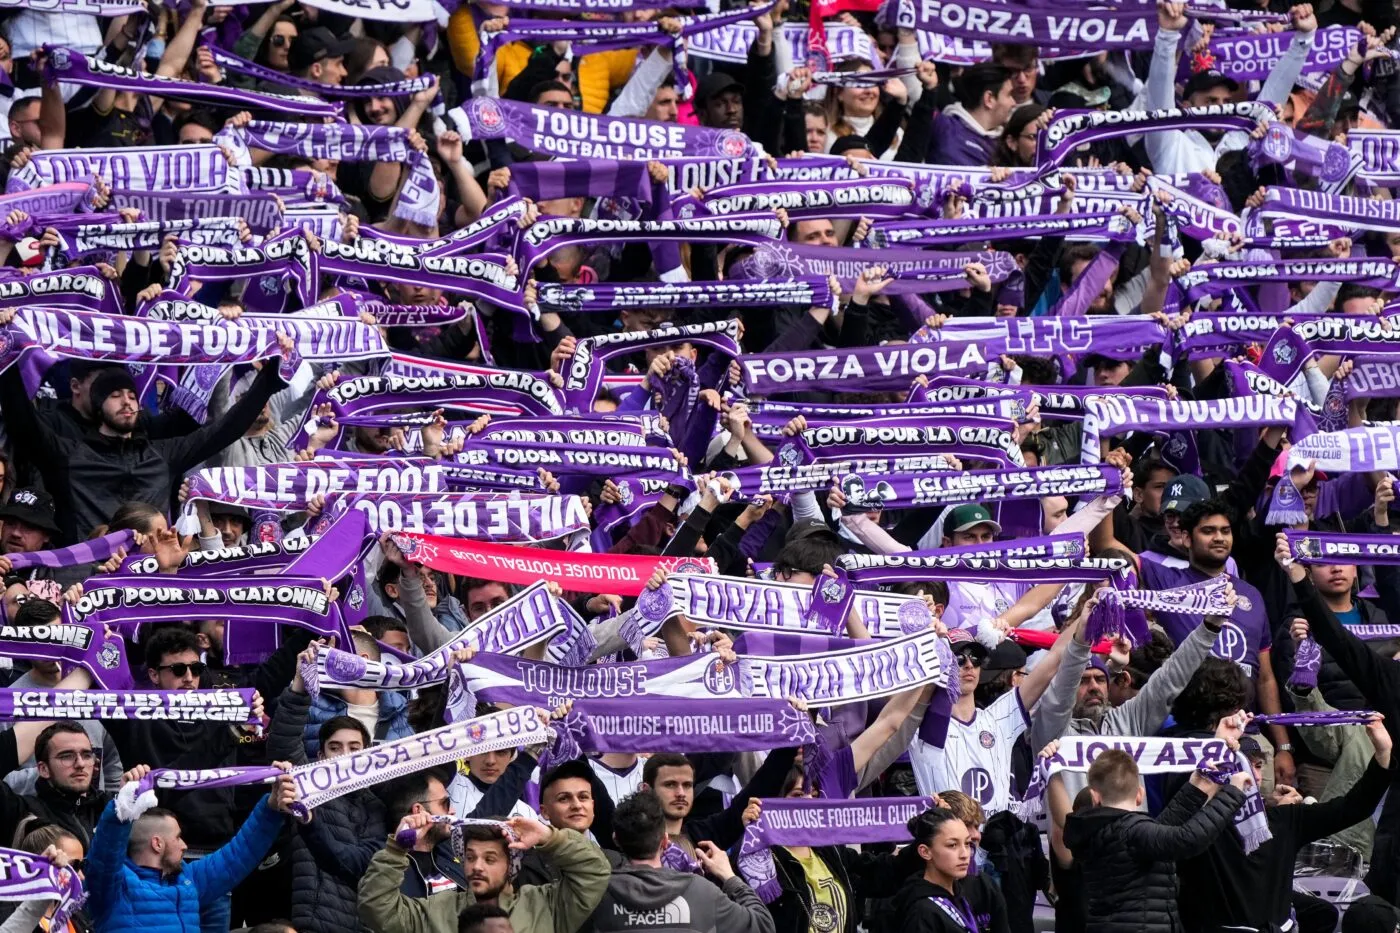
left=268, top=687, right=386, bottom=933
left=761, top=843, right=923, bottom=933
left=1064, top=784, right=1244, bottom=933
left=0, top=730, right=110, bottom=850
left=1169, top=759, right=1391, bottom=933
left=1275, top=576, right=1400, bottom=907
left=890, top=874, right=1010, bottom=933
left=0, top=362, right=284, bottom=541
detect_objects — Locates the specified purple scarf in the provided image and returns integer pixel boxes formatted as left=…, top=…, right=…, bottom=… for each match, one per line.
left=455, top=628, right=948, bottom=708
left=741, top=342, right=992, bottom=394
left=0, top=847, right=85, bottom=932
left=448, top=98, right=760, bottom=160
left=216, top=122, right=438, bottom=227
left=314, top=491, right=589, bottom=541
left=0, top=688, right=260, bottom=723
left=730, top=243, right=1016, bottom=293
left=537, top=278, right=835, bottom=314
left=836, top=464, right=1122, bottom=510
left=2, top=530, right=135, bottom=571
left=1038, top=103, right=1275, bottom=169
left=1284, top=529, right=1400, bottom=564
left=738, top=797, right=931, bottom=902
left=108, top=190, right=283, bottom=236
left=183, top=459, right=448, bottom=513
left=559, top=318, right=739, bottom=410
left=680, top=178, right=916, bottom=221
left=837, top=553, right=1132, bottom=586
left=43, top=46, right=341, bottom=117
left=899, top=0, right=1152, bottom=48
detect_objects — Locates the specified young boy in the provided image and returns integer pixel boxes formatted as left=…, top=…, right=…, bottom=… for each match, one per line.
left=1063, top=749, right=1249, bottom=933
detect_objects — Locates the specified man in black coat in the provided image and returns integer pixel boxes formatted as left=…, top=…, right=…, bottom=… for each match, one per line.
left=268, top=659, right=386, bottom=933
left=1279, top=532, right=1400, bottom=908
left=0, top=719, right=111, bottom=849
left=0, top=327, right=291, bottom=541
left=1065, top=748, right=1247, bottom=933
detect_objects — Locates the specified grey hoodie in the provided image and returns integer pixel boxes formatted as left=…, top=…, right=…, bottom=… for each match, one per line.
left=588, top=865, right=775, bottom=933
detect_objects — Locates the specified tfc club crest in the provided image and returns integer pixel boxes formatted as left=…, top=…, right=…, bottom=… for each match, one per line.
left=471, top=98, right=505, bottom=131
left=1272, top=341, right=1296, bottom=366
left=702, top=656, right=735, bottom=694
left=715, top=130, right=750, bottom=158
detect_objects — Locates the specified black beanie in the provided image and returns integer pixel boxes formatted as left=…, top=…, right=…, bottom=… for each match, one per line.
left=89, top=367, right=137, bottom=414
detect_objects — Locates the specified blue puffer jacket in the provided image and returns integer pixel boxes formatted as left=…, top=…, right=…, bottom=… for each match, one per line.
left=302, top=689, right=411, bottom=759
left=87, top=795, right=284, bottom=933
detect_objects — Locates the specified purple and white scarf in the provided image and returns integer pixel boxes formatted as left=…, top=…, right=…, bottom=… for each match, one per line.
left=537, top=278, right=834, bottom=314
left=183, top=459, right=448, bottom=513
left=1038, top=103, right=1276, bottom=169
left=308, top=582, right=576, bottom=695
left=216, top=122, right=438, bottom=228
left=1015, top=735, right=1270, bottom=853
left=0, top=847, right=85, bottom=932
left=835, top=464, right=1122, bottom=511
left=8, top=145, right=238, bottom=194
left=315, top=491, right=589, bottom=541
left=897, top=0, right=1152, bottom=48
left=838, top=553, right=1131, bottom=586
left=680, top=179, right=915, bottom=221
left=109, top=190, right=283, bottom=235
left=454, top=628, right=948, bottom=708
left=1284, top=529, right=1400, bottom=564
left=636, top=572, right=934, bottom=639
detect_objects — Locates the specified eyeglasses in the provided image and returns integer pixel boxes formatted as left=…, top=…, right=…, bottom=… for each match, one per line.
left=418, top=796, right=450, bottom=810
left=52, top=749, right=95, bottom=765
left=955, top=652, right=984, bottom=669
left=157, top=662, right=206, bottom=678
left=270, top=33, right=290, bottom=47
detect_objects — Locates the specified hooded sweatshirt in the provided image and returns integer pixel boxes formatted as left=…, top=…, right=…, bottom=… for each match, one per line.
left=587, top=864, right=774, bottom=933
left=890, top=874, right=1010, bottom=933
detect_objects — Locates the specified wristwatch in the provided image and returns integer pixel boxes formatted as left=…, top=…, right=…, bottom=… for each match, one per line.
left=1276, top=743, right=1294, bottom=753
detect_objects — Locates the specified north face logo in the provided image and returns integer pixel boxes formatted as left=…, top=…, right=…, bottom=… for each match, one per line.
left=610, top=897, right=691, bottom=926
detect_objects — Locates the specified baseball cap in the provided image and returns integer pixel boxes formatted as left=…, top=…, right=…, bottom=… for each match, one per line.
left=0, top=488, right=60, bottom=535
left=979, top=640, right=1027, bottom=684
left=1238, top=736, right=1266, bottom=763
left=945, top=504, right=1002, bottom=535
left=829, top=134, right=873, bottom=157
left=947, top=627, right=989, bottom=660
left=1161, top=474, right=1210, bottom=514
left=289, top=27, right=354, bottom=72
left=1343, top=895, right=1400, bottom=933
left=694, top=71, right=744, bottom=107
left=1183, top=68, right=1239, bottom=99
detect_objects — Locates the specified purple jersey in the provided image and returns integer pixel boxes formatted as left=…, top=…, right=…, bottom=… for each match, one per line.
left=1139, top=561, right=1271, bottom=679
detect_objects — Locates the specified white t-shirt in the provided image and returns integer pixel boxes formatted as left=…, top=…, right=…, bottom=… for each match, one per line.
left=908, top=688, right=1030, bottom=815
left=590, top=757, right=644, bottom=804
left=448, top=768, right=538, bottom=821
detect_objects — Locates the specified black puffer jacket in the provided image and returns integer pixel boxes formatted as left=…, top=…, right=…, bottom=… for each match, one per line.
left=0, top=363, right=283, bottom=541
left=1063, top=785, right=1244, bottom=933
left=269, top=687, right=387, bottom=933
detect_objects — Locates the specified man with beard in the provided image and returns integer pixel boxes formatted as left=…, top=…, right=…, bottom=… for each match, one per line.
left=86, top=763, right=299, bottom=933
left=359, top=775, right=609, bottom=933
left=1141, top=499, right=1293, bottom=787
left=0, top=335, right=292, bottom=541
left=1147, top=2, right=1316, bottom=174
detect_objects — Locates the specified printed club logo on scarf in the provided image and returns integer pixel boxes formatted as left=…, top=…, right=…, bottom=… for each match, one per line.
left=1273, top=342, right=1296, bottom=366
left=98, top=639, right=121, bottom=670
left=718, top=131, right=751, bottom=158
left=703, top=656, right=736, bottom=693
left=1294, top=536, right=1323, bottom=559
left=471, top=98, right=506, bottom=131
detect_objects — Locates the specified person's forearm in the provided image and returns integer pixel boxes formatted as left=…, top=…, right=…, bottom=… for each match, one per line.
left=840, top=513, right=909, bottom=554
left=451, top=160, right=487, bottom=221
left=368, top=161, right=405, bottom=201
left=158, top=4, right=206, bottom=79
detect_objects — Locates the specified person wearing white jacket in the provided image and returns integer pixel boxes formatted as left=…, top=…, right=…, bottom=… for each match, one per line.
left=1145, top=2, right=1318, bottom=176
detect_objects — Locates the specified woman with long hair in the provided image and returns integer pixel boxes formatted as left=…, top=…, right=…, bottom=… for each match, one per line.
left=823, top=62, right=908, bottom=159
left=1, top=825, right=90, bottom=933
left=892, top=807, right=1010, bottom=932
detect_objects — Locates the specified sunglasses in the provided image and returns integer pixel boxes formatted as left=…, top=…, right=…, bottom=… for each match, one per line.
left=955, top=651, right=984, bottom=669
left=156, top=662, right=206, bottom=678
left=270, top=33, right=291, bottom=47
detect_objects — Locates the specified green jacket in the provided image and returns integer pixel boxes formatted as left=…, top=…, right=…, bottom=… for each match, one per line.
left=358, top=827, right=611, bottom=933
